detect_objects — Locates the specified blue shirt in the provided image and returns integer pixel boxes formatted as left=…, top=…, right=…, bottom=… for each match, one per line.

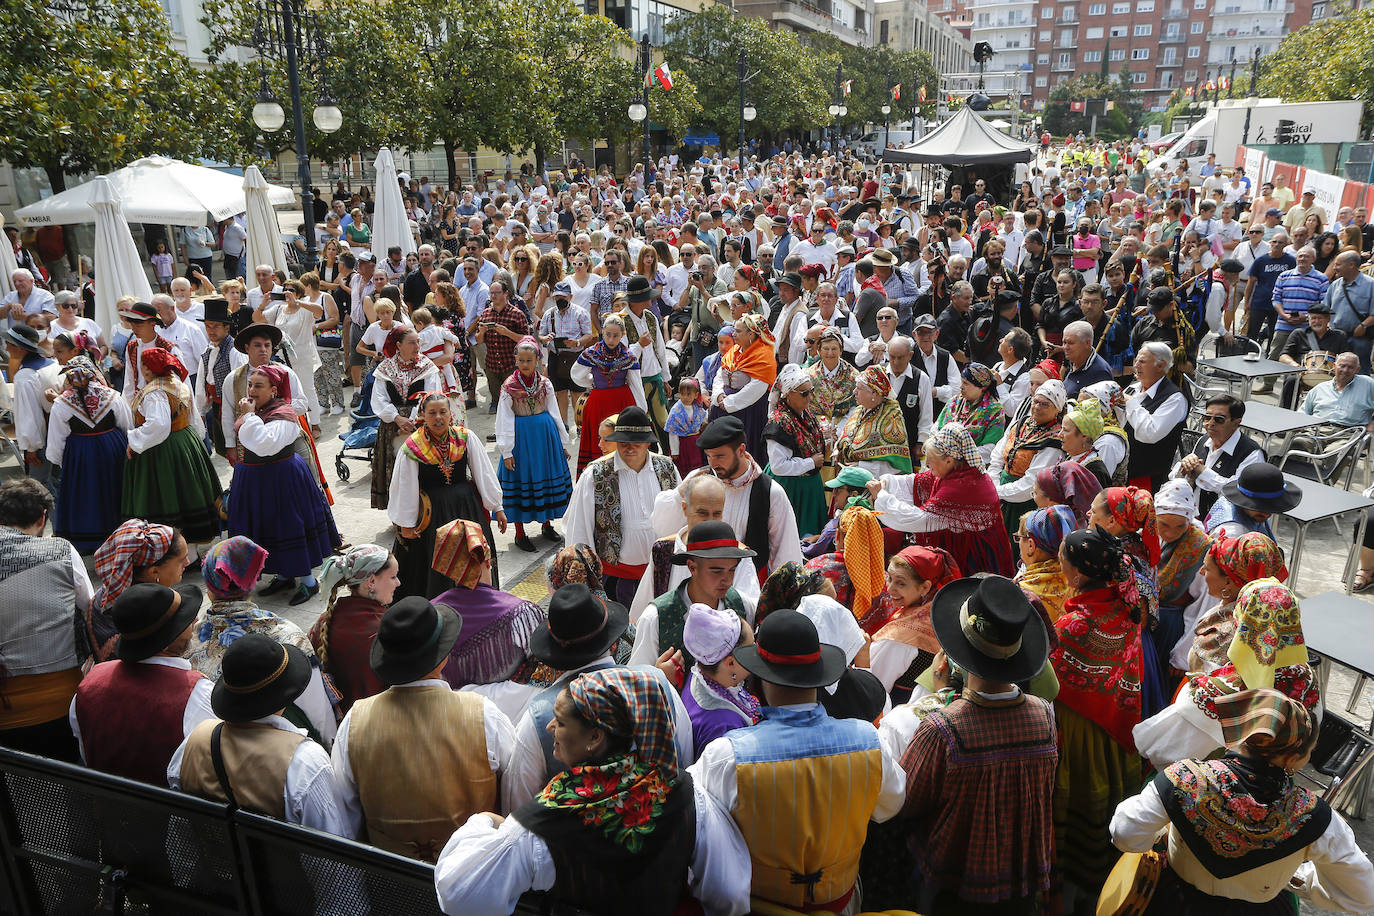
left=1273, top=266, right=1330, bottom=332
left=1301, top=374, right=1374, bottom=427
left=1326, top=272, right=1374, bottom=336
left=1063, top=352, right=1114, bottom=398
left=1246, top=253, right=1295, bottom=312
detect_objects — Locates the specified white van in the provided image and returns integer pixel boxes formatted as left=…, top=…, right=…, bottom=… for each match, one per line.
left=854, top=127, right=923, bottom=158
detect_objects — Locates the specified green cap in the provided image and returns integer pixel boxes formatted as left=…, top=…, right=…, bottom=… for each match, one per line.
left=825, top=466, right=874, bottom=490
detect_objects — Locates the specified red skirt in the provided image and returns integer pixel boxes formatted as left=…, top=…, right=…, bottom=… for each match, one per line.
left=674, top=433, right=703, bottom=477
left=578, top=385, right=638, bottom=475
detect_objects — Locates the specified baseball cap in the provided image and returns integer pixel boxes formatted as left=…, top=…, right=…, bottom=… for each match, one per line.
left=913, top=314, right=938, bottom=331
left=356, top=250, right=376, bottom=262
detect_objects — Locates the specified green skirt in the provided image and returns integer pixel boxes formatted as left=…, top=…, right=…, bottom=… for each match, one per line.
left=1053, top=704, right=1142, bottom=899
left=765, top=466, right=828, bottom=538
left=122, top=425, right=224, bottom=543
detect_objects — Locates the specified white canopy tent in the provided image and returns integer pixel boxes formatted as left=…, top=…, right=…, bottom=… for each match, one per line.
left=14, top=156, right=295, bottom=227
left=370, top=148, right=415, bottom=259
left=89, top=177, right=154, bottom=335
left=0, top=213, right=18, bottom=299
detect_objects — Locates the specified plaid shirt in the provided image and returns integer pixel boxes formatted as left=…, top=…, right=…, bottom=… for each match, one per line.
left=589, top=274, right=630, bottom=319
left=475, top=299, right=530, bottom=378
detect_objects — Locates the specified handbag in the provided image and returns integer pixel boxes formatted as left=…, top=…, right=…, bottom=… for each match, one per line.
left=1096, top=837, right=1167, bottom=916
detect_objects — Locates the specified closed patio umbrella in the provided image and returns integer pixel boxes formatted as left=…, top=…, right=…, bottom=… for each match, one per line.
left=89, top=177, right=154, bottom=334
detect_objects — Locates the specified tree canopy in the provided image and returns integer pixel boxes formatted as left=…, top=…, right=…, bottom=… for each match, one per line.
left=1257, top=7, right=1374, bottom=134
left=1042, top=70, right=1143, bottom=139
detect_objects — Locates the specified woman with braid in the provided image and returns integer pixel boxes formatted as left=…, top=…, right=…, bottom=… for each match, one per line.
left=307, top=545, right=400, bottom=714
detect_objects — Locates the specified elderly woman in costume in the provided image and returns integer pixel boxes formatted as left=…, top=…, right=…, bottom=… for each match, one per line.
left=228, top=364, right=340, bottom=606
left=46, top=356, right=130, bottom=553
left=1051, top=526, right=1150, bottom=908
left=308, top=544, right=400, bottom=714
left=87, top=520, right=186, bottom=663
left=1078, top=381, right=1131, bottom=486
left=991, top=378, right=1067, bottom=543
left=835, top=366, right=912, bottom=477
left=1015, top=505, right=1077, bottom=623
left=1060, top=398, right=1115, bottom=489
left=571, top=314, right=645, bottom=474
left=434, top=668, right=749, bottom=916
left=680, top=602, right=759, bottom=756
left=1134, top=578, right=1320, bottom=772
left=1186, top=533, right=1288, bottom=675
left=370, top=325, right=441, bottom=511
left=763, top=364, right=830, bottom=537
left=1153, top=479, right=1216, bottom=677
left=804, top=499, right=889, bottom=624
left=933, top=362, right=1005, bottom=462
left=123, top=348, right=222, bottom=550
left=185, top=535, right=337, bottom=747
left=807, top=326, right=859, bottom=422
left=1034, top=462, right=1102, bottom=528
left=1113, top=687, right=1374, bottom=915
left=389, top=392, right=505, bottom=600
left=870, top=424, right=1016, bottom=577
left=709, top=312, right=776, bottom=461
left=866, top=546, right=962, bottom=700
left=497, top=336, right=572, bottom=552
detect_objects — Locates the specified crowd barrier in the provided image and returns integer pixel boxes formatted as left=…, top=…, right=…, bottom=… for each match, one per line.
left=0, top=747, right=538, bottom=916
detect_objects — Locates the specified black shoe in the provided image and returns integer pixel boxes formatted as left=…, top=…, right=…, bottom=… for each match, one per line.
left=542, top=525, right=564, bottom=543
left=350, top=392, right=362, bottom=408
left=465, top=398, right=478, bottom=410
left=486, top=433, right=497, bottom=443
left=288, top=581, right=320, bottom=606
left=514, top=534, right=537, bottom=552
left=487, top=403, right=498, bottom=415
left=259, top=576, right=296, bottom=596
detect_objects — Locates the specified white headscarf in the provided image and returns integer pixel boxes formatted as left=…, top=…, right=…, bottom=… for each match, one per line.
left=796, top=594, right=868, bottom=695
left=1034, top=378, right=1068, bottom=413
left=775, top=362, right=812, bottom=396
left=1155, top=477, right=1199, bottom=520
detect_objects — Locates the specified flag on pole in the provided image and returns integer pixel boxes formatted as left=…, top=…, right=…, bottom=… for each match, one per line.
left=1070, top=101, right=1085, bottom=112
left=1219, top=76, right=1231, bottom=90
left=1185, top=86, right=1194, bottom=97
left=842, top=79, right=852, bottom=96
left=1205, top=79, right=1215, bottom=91
left=918, top=85, right=927, bottom=102
left=654, top=62, right=673, bottom=91
left=891, top=83, right=901, bottom=101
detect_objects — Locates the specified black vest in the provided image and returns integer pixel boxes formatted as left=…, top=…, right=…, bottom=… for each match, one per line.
left=743, top=476, right=773, bottom=578
left=1191, top=433, right=1266, bottom=516
left=1126, top=378, right=1186, bottom=483
left=892, top=372, right=925, bottom=452
left=913, top=347, right=952, bottom=417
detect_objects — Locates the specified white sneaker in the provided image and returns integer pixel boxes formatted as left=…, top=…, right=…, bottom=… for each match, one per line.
left=330, top=405, right=344, bottom=416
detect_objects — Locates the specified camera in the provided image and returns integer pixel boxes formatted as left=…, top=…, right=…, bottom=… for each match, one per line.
left=269, top=290, right=287, bottom=301
left=691, top=270, right=703, bottom=281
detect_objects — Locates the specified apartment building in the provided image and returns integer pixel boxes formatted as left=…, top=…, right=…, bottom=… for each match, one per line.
left=736, top=0, right=880, bottom=46
left=875, top=0, right=974, bottom=73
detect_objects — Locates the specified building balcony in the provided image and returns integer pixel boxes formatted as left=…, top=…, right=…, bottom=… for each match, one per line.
left=967, top=0, right=1034, bottom=8
left=1161, top=7, right=1188, bottom=16
left=1156, top=58, right=1183, bottom=65
left=1159, top=31, right=1186, bottom=41
left=1208, top=26, right=1284, bottom=38
left=1052, top=61, right=1076, bottom=70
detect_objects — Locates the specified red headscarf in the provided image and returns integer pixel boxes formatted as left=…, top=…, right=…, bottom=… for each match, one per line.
left=382, top=325, right=411, bottom=359
left=1208, top=532, right=1288, bottom=588
left=140, top=347, right=187, bottom=381
left=1102, top=485, right=1160, bottom=566
left=1034, top=358, right=1061, bottom=381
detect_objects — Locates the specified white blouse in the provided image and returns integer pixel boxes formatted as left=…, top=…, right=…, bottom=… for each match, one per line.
left=46, top=395, right=132, bottom=466
left=235, top=414, right=300, bottom=456
left=495, top=377, right=569, bottom=461
left=386, top=427, right=503, bottom=528
left=128, top=389, right=204, bottom=454
left=370, top=369, right=441, bottom=424
left=873, top=472, right=989, bottom=534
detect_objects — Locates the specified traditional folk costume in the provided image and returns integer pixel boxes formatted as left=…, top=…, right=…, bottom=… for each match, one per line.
left=1113, top=688, right=1374, bottom=915
left=1014, top=506, right=1077, bottom=623
left=708, top=315, right=777, bottom=463
left=866, top=546, right=961, bottom=700
left=437, top=668, right=749, bottom=916
left=7, top=326, right=60, bottom=489
left=1101, top=485, right=1171, bottom=713
left=665, top=389, right=710, bottom=478
left=1186, top=533, right=1287, bottom=676
left=1034, top=460, right=1103, bottom=529
left=1050, top=528, right=1148, bottom=899
left=46, top=357, right=131, bottom=552
left=227, top=367, right=340, bottom=580
left=194, top=298, right=246, bottom=458
left=992, top=379, right=1067, bottom=543
left=807, top=353, right=858, bottom=424
left=762, top=365, right=829, bottom=537
left=122, top=349, right=222, bottom=544
left=570, top=338, right=645, bottom=474
left=369, top=338, right=441, bottom=510
left=806, top=502, right=888, bottom=628
left=118, top=307, right=176, bottom=404
left=309, top=545, right=394, bottom=715
left=933, top=363, right=1006, bottom=463
left=333, top=598, right=515, bottom=863
left=495, top=348, right=572, bottom=526
left=680, top=602, right=761, bottom=757
left=1155, top=480, right=1216, bottom=674
left=388, top=414, right=503, bottom=599
left=621, top=304, right=671, bottom=445
left=835, top=366, right=912, bottom=477
left=1078, top=381, right=1133, bottom=487
left=628, top=527, right=761, bottom=626
left=1134, top=578, right=1318, bottom=773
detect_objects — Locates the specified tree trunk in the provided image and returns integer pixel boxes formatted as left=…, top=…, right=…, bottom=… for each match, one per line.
left=534, top=141, right=547, bottom=183
left=444, top=140, right=458, bottom=190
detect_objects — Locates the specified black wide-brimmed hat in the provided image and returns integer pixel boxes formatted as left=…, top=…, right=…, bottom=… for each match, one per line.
left=200, top=297, right=232, bottom=325
left=626, top=275, right=654, bottom=303
left=735, top=608, right=846, bottom=689
left=4, top=324, right=44, bottom=355
left=233, top=322, right=283, bottom=353
left=210, top=633, right=312, bottom=722
left=118, top=300, right=161, bottom=325
left=931, top=576, right=1049, bottom=684
left=671, top=520, right=756, bottom=565
left=369, top=597, right=463, bottom=685
left=1222, top=462, right=1302, bottom=514
left=603, top=405, right=658, bottom=443
left=529, top=583, right=630, bottom=670
left=111, top=582, right=204, bottom=662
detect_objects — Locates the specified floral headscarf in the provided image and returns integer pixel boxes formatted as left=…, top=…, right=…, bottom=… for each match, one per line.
left=838, top=504, right=886, bottom=620
left=1035, top=463, right=1102, bottom=525
left=857, top=365, right=891, bottom=398
left=927, top=422, right=984, bottom=469
left=59, top=355, right=115, bottom=422
left=942, top=368, right=1003, bottom=441
left=202, top=536, right=269, bottom=601
left=1025, top=505, right=1078, bottom=555
left=961, top=362, right=995, bottom=390
left=775, top=363, right=812, bottom=396
left=1102, top=486, right=1160, bottom=565
left=1208, top=533, right=1288, bottom=589
left=1081, top=380, right=1128, bottom=428
left=548, top=543, right=606, bottom=595
left=320, top=544, right=392, bottom=595
left=757, top=561, right=827, bottom=622
left=1229, top=578, right=1307, bottom=690
left=1063, top=526, right=1142, bottom=607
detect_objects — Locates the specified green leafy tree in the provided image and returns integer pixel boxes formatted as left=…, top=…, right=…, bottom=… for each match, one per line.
left=804, top=35, right=938, bottom=130
left=0, top=0, right=238, bottom=192
left=1043, top=73, right=1136, bottom=139
left=1257, top=7, right=1374, bottom=133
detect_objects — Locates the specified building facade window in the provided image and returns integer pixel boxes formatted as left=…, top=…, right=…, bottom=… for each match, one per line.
left=879, top=19, right=889, bottom=43
left=1190, top=19, right=1204, bottom=30
left=1184, top=68, right=1198, bottom=80
left=1131, top=70, right=1148, bottom=82
left=1086, top=25, right=1104, bottom=37
left=1089, top=2, right=1106, bottom=12
left=1133, top=23, right=1152, bottom=34
left=1084, top=49, right=1103, bottom=60
left=1109, top=24, right=1126, bottom=35
left=1187, top=44, right=1200, bottom=56
left=1042, top=7, right=1055, bottom=17
left=1137, top=0, right=1154, bottom=9
left=1131, top=46, right=1150, bottom=58
left=1036, top=75, right=1049, bottom=86
left=1109, top=47, right=1126, bottom=59
left=1038, top=52, right=1051, bottom=62
left=1040, top=28, right=1051, bottom=39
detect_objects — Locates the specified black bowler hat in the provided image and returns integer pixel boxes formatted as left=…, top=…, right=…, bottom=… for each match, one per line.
left=111, top=582, right=204, bottom=662
left=529, top=583, right=630, bottom=670
left=211, top=633, right=312, bottom=722
left=626, top=275, right=654, bottom=304
left=604, top=405, right=658, bottom=443
left=671, top=521, right=756, bottom=565
left=697, top=416, right=747, bottom=450
left=119, top=300, right=162, bottom=325
left=4, top=324, right=44, bottom=355
left=369, top=597, right=463, bottom=685
left=734, top=609, right=846, bottom=689
left=234, top=322, right=283, bottom=353
left=1222, top=462, right=1302, bottom=514
left=995, top=289, right=1022, bottom=310
left=931, top=575, right=1049, bottom=683
left=199, top=297, right=232, bottom=325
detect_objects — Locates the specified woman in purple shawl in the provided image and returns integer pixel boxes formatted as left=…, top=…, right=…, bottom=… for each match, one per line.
left=679, top=602, right=759, bottom=759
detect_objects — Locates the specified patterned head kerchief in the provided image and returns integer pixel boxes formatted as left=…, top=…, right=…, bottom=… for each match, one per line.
left=1155, top=478, right=1198, bottom=520
left=1062, top=525, right=1140, bottom=605
left=320, top=544, right=392, bottom=595
left=757, top=561, right=827, bottom=622
left=432, top=519, right=488, bottom=590
left=548, top=543, right=606, bottom=595
left=567, top=668, right=679, bottom=773
left=1036, top=462, right=1102, bottom=525
left=202, top=536, right=269, bottom=600
left=140, top=347, right=187, bottom=381
left=60, top=355, right=112, bottom=422
left=961, top=361, right=995, bottom=390
left=858, top=365, right=892, bottom=398
left=1215, top=687, right=1314, bottom=759
left=1033, top=358, right=1061, bottom=381
left=1229, top=578, right=1307, bottom=690
left=1103, top=485, right=1160, bottom=565
left=1081, top=380, right=1127, bottom=427
left=926, top=422, right=984, bottom=469
left=1065, top=397, right=1106, bottom=442
left=776, top=362, right=812, bottom=396
left=838, top=504, right=886, bottom=620
left=1025, top=505, right=1078, bottom=555
left=732, top=313, right=774, bottom=346
left=94, top=519, right=176, bottom=613
left=1208, top=532, right=1288, bottom=589
left=818, top=326, right=846, bottom=347
left=1033, top=379, right=1068, bottom=412
left=893, top=546, right=961, bottom=593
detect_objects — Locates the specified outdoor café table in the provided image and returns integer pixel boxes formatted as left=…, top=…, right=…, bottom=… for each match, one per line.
left=1275, top=473, right=1374, bottom=593
left=1201, top=355, right=1305, bottom=402
left=1240, top=402, right=1327, bottom=453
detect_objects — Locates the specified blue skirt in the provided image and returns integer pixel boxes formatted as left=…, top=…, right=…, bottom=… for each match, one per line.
left=498, top=411, right=573, bottom=523
left=228, top=453, right=340, bottom=578
left=56, top=426, right=127, bottom=553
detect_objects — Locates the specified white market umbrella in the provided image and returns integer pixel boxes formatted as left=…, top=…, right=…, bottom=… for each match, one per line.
left=15, top=156, right=294, bottom=226
left=0, top=212, right=18, bottom=299
left=371, top=148, right=415, bottom=258
left=89, top=177, right=154, bottom=335
left=243, top=165, right=287, bottom=274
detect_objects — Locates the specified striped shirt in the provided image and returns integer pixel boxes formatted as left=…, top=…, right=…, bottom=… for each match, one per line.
left=1272, top=266, right=1330, bottom=332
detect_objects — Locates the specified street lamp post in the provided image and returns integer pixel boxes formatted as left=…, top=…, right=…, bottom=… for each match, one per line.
left=250, top=0, right=341, bottom=270
left=830, top=63, right=846, bottom=152
left=628, top=36, right=652, bottom=191
left=738, top=49, right=757, bottom=162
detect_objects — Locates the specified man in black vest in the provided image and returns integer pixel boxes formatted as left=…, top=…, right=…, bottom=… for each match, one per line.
left=1123, top=341, right=1189, bottom=493
left=911, top=314, right=956, bottom=419
left=1170, top=394, right=1267, bottom=518
left=1277, top=301, right=1349, bottom=408
left=885, top=335, right=932, bottom=457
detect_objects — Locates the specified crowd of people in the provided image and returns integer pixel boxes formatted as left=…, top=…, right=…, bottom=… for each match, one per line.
left=6, top=137, right=1374, bottom=916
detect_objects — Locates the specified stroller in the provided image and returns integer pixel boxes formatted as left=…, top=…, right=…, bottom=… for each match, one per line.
left=335, top=371, right=379, bottom=482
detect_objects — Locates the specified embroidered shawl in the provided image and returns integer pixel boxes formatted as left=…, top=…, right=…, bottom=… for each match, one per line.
left=1015, top=559, right=1074, bottom=623
left=807, top=359, right=858, bottom=420
left=763, top=402, right=826, bottom=461
left=589, top=454, right=680, bottom=566
left=909, top=466, right=1015, bottom=577
left=403, top=424, right=468, bottom=466
left=1158, top=522, right=1211, bottom=608
left=1189, top=663, right=1321, bottom=721
left=1051, top=585, right=1144, bottom=753
left=576, top=340, right=639, bottom=384
left=665, top=401, right=709, bottom=438
left=838, top=399, right=912, bottom=472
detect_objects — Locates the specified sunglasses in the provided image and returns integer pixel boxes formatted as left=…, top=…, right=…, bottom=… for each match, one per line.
left=794, top=388, right=815, bottom=397
left=1202, top=414, right=1230, bottom=424
left=59, top=302, right=78, bottom=309
left=878, top=315, right=896, bottom=320
left=513, top=256, right=529, bottom=262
